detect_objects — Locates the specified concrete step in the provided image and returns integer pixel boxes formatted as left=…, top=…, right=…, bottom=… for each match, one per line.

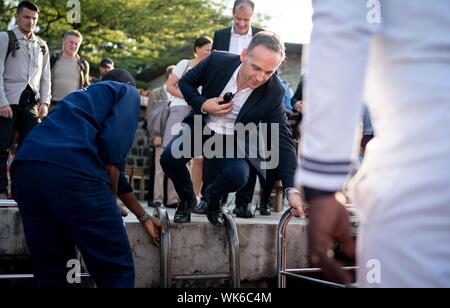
left=1, top=204, right=309, bottom=287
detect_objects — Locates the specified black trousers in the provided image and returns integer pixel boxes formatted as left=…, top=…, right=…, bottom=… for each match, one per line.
left=0, top=87, right=39, bottom=194
left=160, top=122, right=250, bottom=203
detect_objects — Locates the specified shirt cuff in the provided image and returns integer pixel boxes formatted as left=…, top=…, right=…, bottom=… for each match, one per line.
left=200, top=104, right=208, bottom=114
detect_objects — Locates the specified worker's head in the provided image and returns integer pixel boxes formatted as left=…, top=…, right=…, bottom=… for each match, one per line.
left=102, top=68, right=136, bottom=87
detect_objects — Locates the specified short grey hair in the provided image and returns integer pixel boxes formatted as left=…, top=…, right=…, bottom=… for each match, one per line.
left=246, top=31, right=286, bottom=61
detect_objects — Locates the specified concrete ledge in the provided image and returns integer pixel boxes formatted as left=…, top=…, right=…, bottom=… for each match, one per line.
left=1, top=206, right=309, bottom=287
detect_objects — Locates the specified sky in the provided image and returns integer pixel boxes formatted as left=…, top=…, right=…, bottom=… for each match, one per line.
left=224, top=0, right=313, bottom=44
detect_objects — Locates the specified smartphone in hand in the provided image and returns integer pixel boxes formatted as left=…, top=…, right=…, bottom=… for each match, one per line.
left=219, top=92, right=235, bottom=105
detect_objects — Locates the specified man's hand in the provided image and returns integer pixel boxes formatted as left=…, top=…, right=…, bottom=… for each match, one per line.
left=152, top=137, right=162, bottom=147
left=0, top=105, right=13, bottom=119
left=106, top=165, right=120, bottom=196
left=118, top=205, right=128, bottom=217
left=287, top=192, right=306, bottom=219
left=294, top=100, right=304, bottom=113
left=201, top=97, right=234, bottom=116
left=307, top=194, right=355, bottom=285
left=38, top=103, right=49, bottom=119
left=143, top=216, right=162, bottom=247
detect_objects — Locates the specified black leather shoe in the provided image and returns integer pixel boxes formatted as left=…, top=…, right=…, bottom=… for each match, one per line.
left=174, top=199, right=195, bottom=223
left=259, top=202, right=271, bottom=216
left=205, top=191, right=224, bottom=226
left=235, top=205, right=253, bottom=218
left=192, top=199, right=208, bottom=215
left=166, top=202, right=179, bottom=209
left=207, top=205, right=224, bottom=225
left=149, top=201, right=162, bottom=208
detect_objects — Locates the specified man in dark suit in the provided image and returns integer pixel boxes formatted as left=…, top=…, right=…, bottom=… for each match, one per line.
left=160, top=31, right=304, bottom=226
left=212, top=0, right=263, bottom=55
left=197, top=0, right=263, bottom=218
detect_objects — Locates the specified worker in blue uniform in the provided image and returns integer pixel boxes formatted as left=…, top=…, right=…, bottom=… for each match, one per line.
left=12, top=69, right=160, bottom=288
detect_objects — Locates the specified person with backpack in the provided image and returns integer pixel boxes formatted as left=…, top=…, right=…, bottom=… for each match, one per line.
left=50, top=30, right=90, bottom=106
left=0, top=1, right=51, bottom=199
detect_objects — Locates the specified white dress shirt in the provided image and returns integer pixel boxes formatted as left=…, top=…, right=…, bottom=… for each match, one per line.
left=205, top=64, right=253, bottom=135
left=0, top=27, right=51, bottom=108
left=229, top=26, right=253, bottom=55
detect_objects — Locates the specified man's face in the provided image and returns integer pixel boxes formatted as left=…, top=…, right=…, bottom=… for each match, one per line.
left=100, top=66, right=113, bottom=76
left=15, top=8, right=38, bottom=35
left=233, top=5, right=253, bottom=35
left=239, top=45, right=282, bottom=89
left=63, top=35, right=82, bottom=57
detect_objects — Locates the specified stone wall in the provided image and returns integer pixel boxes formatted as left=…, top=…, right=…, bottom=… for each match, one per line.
left=126, top=114, right=154, bottom=201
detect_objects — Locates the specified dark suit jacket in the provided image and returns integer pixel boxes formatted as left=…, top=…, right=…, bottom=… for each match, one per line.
left=212, top=26, right=264, bottom=52
left=179, top=51, right=297, bottom=189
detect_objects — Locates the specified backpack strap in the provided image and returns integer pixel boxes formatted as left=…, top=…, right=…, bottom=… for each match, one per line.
left=77, top=55, right=89, bottom=87
left=50, top=52, right=60, bottom=69
left=6, top=30, right=19, bottom=59
left=35, top=35, right=47, bottom=55
left=78, top=56, right=88, bottom=76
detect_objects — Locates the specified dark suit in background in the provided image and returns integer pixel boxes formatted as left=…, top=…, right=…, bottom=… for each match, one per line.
left=212, top=26, right=263, bottom=52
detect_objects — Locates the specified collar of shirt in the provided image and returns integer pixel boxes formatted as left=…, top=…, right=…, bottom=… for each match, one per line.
left=231, top=24, right=253, bottom=37
left=205, top=64, right=254, bottom=135
left=13, top=26, right=36, bottom=42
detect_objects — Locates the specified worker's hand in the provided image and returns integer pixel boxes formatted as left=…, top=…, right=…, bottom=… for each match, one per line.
left=143, top=216, right=162, bottom=247
left=38, top=103, right=49, bottom=119
left=106, top=165, right=120, bottom=196
left=118, top=205, right=128, bottom=217
left=307, top=194, right=355, bottom=285
left=294, top=100, right=304, bottom=113
left=152, top=137, right=162, bottom=147
left=287, top=192, right=306, bottom=219
left=0, top=105, right=13, bottom=119
left=201, top=97, right=234, bottom=116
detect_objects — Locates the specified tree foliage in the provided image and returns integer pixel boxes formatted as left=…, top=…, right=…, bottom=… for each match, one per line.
left=1, top=0, right=230, bottom=82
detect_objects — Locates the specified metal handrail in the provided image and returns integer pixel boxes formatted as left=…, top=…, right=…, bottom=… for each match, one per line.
left=0, top=199, right=17, bottom=207
left=155, top=207, right=240, bottom=288
left=223, top=209, right=240, bottom=288
left=153, top=206, right=171, bottom=288
left=277, top=208, right=358, bottom=288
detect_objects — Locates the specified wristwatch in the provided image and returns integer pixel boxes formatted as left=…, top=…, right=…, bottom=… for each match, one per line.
left=285, top=187, right=301, bottom=196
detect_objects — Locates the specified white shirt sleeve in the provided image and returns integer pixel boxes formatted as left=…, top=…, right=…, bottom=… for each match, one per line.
left=296, top=0, right=379, bottom=191
left=172, top=59, right=189, bottom=79
left=39, top=42, right=51, bottom=105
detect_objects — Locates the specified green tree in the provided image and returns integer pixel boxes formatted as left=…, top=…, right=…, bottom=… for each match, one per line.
left=2, top=0, right=230, bottom=83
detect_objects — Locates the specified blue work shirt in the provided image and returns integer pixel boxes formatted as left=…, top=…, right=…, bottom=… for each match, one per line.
left=14, top=81, right=140, bottom=194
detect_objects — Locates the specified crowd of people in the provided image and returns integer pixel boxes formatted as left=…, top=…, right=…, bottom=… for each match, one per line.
left=1, top=0, right=449, bottom=288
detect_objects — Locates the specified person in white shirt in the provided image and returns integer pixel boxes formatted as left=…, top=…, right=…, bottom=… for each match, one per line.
left=212, top=0, right=263, bottom=56
left=164, top=37, right=212, bottom=202
left=145, top=65, right=180, bottom=209
left=0, top=1, right=51, bottom=199
left=294, top=0, right=450, bottom=287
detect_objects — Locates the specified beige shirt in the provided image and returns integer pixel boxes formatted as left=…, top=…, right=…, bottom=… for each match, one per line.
left=0, top=27, right=51, bottom=108
left=51, top=56, right=80, bottom=101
